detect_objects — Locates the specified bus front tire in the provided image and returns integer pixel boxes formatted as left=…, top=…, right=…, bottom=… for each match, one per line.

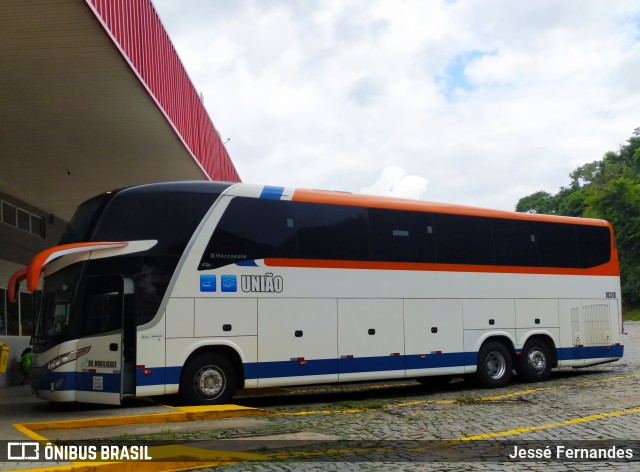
left=475, top=341, right=513, bottom=388
left=517, top=339, right=552, bottom=383
left=180, top=353, right=236, bottom=405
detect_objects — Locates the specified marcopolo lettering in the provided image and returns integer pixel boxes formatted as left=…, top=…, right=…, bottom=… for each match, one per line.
left=241, top=273, right=283, bottom=293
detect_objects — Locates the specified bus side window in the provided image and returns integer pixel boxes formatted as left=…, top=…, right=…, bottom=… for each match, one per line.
left=433, top=214, right=494, bottom=265
left=369, top=208, right=435, bottom=263
left=200, top=198, right=296, bottom=269
left=575, top=225, right=611, bottom=268
left=492, top=218, right=538, bottom=267
left=294, top=202, right=370, bottom=261
left=536, top=222, right=579, bottom=268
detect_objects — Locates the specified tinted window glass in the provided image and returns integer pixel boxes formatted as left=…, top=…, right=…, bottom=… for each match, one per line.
left=33, top=266, right=79, bottom=352
left=82, top=276, right=123, bottom=337
left=59, top=194, right=111, bottom=244
left=492, top=218, right=538, bottom=266
left=201, top=198, right=296, bottom=269
left=85, top=256, right=175, bottom=326
left=576, top=225, right=611, bottom=268
left=434, top=214, right=494, bottom=265
left=370, top=208, right=435, bottom=262
left=536, top=222, right=579, bottom=268
left=200, top=197, right=611, bottom=270
left=93, top=192, right=215, bottom=255
left=296, top=202, right=370, bottom=261
left=201, top=199, right=370, bottom=268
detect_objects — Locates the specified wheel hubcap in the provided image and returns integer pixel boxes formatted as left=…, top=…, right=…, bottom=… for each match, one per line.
left=195, top=366, right=225, bottom=398
left=486, top=351, right=506, bottom=379
left=527, top=348, right=546, bottom=373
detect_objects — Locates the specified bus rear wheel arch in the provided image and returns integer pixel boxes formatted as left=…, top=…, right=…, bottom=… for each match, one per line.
left=516, top=338, right=553, bottom=383
left=475, top=340, right=513, bottom=388
left=180, top=352, right=237, bottom=405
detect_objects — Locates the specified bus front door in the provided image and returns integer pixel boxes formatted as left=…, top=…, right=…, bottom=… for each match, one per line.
left=76, top=276, right=132, bottom=405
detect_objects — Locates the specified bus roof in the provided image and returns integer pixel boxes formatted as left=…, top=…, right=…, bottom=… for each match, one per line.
left=292, top=188, right=610, bottom=228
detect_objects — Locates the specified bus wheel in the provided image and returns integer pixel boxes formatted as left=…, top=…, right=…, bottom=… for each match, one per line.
left=517, top=339, right=552, bottom=383
left=475, top=341, right=512, bottom=388
left=180, top=353, right=236, bottom=405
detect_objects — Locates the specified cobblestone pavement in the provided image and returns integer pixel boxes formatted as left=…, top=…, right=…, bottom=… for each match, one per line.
left=190, top=322, right=640, bottom=471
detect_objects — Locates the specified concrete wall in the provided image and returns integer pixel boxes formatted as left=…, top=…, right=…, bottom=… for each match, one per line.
left=0, top=190, right=67, bottom=266
left=1, top=192, right=67, bottom=386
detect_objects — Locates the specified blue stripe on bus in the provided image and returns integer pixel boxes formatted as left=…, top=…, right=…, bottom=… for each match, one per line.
left=557, top=344, right=624, bottom=361
left=404, top=352, right=477, bottom=370
left=236, top=260, right=258, bottom=266
left=135, top=365, right=182, bottom=386
left=31, top=345, right=625, bottom=392
left=76, top=371, right=122, bottom=393
left=257, top=359, right=339, bottom=378
left=244, top=352, right=475, bottom=380
left=31, top=371, right=77, bottom=391
left=260, top=186, right=285, bottom=200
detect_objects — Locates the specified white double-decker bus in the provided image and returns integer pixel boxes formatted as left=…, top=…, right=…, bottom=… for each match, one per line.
left=9, top=181, right=624, bottom=405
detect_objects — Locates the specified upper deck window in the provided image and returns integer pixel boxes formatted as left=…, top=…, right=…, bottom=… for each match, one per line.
left=199, top=196, right=612, bottom=271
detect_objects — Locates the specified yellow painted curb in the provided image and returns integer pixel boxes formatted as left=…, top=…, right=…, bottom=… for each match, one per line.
left=10, top=405, right=272, bottom=472
left=18, top=404, right=272, bottom=433
left=9, top=445, right=266, bottom=472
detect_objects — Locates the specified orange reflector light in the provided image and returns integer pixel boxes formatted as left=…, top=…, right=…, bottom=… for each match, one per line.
left=420, top=355, right=427, bottom=359
left=143, top=369, right=152, bottom=375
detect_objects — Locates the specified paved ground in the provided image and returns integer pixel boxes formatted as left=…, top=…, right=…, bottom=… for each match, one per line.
left=2, top=322, right=639, bottom=471
left=191, top=321, right=640, bottom=471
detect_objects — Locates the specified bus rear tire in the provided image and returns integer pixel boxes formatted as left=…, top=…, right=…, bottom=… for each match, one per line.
left=517, top=339, right=552, bottom=383
left=180, top=353, right=236, bottom=405
left=475, top=341, right=512, bottom=388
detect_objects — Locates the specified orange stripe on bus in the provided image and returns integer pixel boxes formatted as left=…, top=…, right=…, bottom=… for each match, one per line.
left=8, top=267, right=27, bottom=303
left=292, top=189, right=609, bottom=226
left=26, top=241, right=127, bottom=292
left=264, top=258, right=619, bottom=277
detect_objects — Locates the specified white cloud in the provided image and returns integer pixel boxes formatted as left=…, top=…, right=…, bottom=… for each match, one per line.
left=153, top=0, right=640, bottom=211
left=361, top=165, right=429, bottom=200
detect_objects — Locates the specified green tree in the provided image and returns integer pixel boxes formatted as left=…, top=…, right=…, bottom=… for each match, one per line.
left=516, top=130, right=640, bottom=308
left=583, top=178, right=640, bottom=307
left=514, top=190, right=557, bottom=214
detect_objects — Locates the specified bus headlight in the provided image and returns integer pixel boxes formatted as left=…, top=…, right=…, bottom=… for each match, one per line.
left=47, top=346, right=91, bottom=373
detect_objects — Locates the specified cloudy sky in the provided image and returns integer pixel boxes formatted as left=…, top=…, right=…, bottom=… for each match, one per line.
left=152, top=0, right=640, bottom=211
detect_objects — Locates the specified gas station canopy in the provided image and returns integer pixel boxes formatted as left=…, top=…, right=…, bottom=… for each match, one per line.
left=0, top=0, right=239, bottom=222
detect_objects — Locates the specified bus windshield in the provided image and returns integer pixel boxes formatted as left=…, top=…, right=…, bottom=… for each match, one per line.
left=32, top=265, right=80, bottom=352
